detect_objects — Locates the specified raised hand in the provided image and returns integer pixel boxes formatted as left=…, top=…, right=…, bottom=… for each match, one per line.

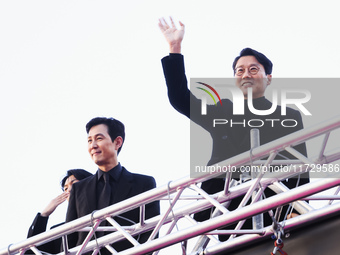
left=158, top=17, right=185, bottom=53
left=41, top=192, right=69, bottom=217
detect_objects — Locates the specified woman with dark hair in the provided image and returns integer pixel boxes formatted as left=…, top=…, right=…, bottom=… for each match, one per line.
left=26, top=169, right=92, bottom=253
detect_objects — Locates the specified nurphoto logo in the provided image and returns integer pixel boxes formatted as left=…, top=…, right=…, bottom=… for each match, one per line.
left=197, top=82, right=312, bottom=116
left=196, top=82, right=312, bottom=128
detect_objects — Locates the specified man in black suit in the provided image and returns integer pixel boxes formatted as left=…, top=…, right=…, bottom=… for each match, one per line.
left=66, top=117, right=160, bottom=253
left=158, top=17, right=309, bottom=229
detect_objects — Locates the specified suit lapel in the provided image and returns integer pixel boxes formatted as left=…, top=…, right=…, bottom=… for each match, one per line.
left=83, top=174, right=98, bottom=214
left=112, top=167, right=133, bottom=204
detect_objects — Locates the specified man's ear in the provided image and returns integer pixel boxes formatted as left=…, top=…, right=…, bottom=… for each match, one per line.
left=266, top=74, right=272, bottom=85
left=114, top=136, right=123, bottom=150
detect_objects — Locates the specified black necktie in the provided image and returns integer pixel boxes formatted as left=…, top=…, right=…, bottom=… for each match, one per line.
left=98, top=172, right=111, bottom=210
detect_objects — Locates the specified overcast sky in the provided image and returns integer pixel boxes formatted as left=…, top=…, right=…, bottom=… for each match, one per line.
left=1, top=0, right=339, bottom=252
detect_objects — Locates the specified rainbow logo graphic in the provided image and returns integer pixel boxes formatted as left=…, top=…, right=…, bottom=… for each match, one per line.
left=196, top=82, right=223, bottom=106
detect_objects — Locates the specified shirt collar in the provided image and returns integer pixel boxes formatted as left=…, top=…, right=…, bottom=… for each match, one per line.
left=97, top=163, right=122, bottom=182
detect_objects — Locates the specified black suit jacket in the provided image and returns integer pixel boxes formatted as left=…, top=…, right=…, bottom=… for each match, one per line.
left=65, top=166, right=159, bottom=253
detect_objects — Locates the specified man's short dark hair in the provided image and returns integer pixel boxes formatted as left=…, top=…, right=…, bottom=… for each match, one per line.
left=60, top=169, right=92, bottom=190
left=232, top=48, right=273, bottom=75
left=86, top=117, right=125, bottom=154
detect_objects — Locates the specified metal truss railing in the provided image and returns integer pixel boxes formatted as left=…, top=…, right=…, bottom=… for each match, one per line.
left=2, top=114, right=340, bottom=255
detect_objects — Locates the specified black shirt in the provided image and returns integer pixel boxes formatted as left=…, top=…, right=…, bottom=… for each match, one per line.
left=96, top=163, right=122, bottom=208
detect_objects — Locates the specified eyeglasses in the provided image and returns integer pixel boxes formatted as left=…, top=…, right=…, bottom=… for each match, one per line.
left=234, top=66, right=261, bottom=76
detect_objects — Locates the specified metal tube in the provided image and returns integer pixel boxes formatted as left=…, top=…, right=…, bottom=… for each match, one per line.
left=190, top=184, right=229, bottom=214
left=117, top=178, right=340, bottom=255
left=106, top=218, right=139, bottom=247
left=204, top=202, right=340, bottom=254
left=318, top=132, right=330, bottom=161
left=250, top=129, right=264, bottom=230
